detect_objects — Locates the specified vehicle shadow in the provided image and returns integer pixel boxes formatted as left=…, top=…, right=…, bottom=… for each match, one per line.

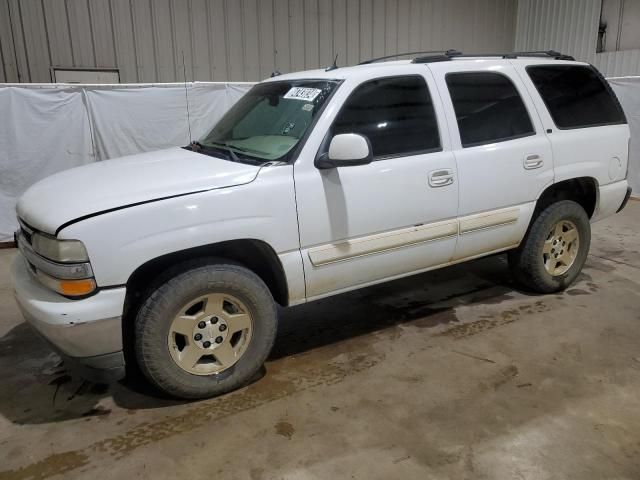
left=0, top=254, right=532, bottom=425
left=272, top=254, right=519, bottom=360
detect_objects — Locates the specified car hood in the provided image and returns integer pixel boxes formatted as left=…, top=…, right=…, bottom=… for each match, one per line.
left=17, top=147, right=261, bottom=235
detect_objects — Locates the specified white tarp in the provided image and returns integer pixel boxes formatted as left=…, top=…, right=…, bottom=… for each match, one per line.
left=86, top=83, right=250, bottom=160
left=0, top=86, right=94, bottom=242
left=609, top=77, right=640, bottom=196
left=0, top=82, right=253, bottom=242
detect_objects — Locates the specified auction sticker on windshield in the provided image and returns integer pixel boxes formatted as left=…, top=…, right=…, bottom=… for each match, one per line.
left=284, top=87, right=322, bottom=101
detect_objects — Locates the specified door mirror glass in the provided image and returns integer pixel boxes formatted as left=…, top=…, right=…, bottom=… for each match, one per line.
left=316, top=133, right=373, bottom=169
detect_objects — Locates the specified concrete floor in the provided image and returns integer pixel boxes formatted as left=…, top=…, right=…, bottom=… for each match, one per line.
left=0, top=201, right=639, bottom=480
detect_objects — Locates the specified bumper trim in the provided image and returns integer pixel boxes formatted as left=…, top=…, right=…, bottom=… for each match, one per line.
left=616, top=186, right=632, bottom=213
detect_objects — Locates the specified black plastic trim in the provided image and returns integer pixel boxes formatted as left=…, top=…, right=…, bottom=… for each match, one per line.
left=460, top=132, right=537, bottom=149
left=412, top=50, right=574, bottom=64
left=361, top=50, right=455, bottom=64
left=617, top=187, right=632, bottom=213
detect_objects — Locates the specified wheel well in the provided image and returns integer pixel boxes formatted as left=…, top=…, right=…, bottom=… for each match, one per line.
left=535, top=177, right=597, bottom=219
left=120, top=239, right=289, bottom=376
left=124, top=239, right=289, bottom=308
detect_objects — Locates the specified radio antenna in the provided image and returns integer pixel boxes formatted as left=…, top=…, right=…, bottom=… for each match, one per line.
left=182, top=50, right=193, bottom=144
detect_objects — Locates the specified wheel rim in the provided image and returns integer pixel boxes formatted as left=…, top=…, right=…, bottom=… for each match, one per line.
left=543, top=219, right=580, bottom=276
left=167, top=293, right=253, bottom=375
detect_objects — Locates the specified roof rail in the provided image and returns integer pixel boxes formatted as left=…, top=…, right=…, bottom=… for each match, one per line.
left=359, top=50, right=453, bottom=65
left=412, top=50, right=575, bottom=64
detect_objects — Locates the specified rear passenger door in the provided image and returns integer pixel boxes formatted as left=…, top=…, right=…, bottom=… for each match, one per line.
left=430, top=62, right=554, bottom=260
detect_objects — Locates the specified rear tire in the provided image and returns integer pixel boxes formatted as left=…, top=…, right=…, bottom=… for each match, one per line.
left=508, top=200, right=590, bottom=293
left=134, top=262, right=277, bottom=399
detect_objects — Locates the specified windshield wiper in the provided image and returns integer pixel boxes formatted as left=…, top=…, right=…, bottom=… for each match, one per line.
left=191, top=141, right=265, bottom=165
left=205, top=142, right=251, bottom=163
left=225, top=144, right=264, bottom=155
left=226, top=146, right=240, bottom=163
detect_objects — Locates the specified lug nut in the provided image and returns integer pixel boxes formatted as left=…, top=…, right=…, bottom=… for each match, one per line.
left=219, top=324, right=227, bottom=332
left=194, top=333, right=202, bottom=341
left=211, top=317, right=218, bottom=324
left=198, top=321, right=206, bottom=328
left=215, top=336, right=223, bottom=344
left=203, top=341, right=211, bottom=348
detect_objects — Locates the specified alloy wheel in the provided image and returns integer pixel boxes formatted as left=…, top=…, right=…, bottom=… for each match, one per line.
left=542, top=220, right=580, bottom=276
left=167, top=293, right=253, bottom=375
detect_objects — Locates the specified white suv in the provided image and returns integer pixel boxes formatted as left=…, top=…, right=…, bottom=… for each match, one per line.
left=12, top=51, right=632, bottom=399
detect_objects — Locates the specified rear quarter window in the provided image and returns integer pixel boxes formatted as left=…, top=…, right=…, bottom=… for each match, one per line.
left=526, top=65, right=626, bottom=130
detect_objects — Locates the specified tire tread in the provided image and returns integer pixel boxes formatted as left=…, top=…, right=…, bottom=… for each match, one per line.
left=509, top=200, right=590, bottom=293
left=134, top=261, right=277, bottom=399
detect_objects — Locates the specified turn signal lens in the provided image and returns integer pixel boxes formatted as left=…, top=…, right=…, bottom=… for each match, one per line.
left=59, top=278, right=97, bottom=297
left=36, top=271, right=96, bottom=297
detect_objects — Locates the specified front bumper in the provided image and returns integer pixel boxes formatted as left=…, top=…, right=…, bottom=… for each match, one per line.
left=12, top=255, right=127, bottom=382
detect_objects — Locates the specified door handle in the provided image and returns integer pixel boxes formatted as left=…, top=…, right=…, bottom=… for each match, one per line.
left=524, top=154, right=544, bottom=170
left=429, top=169, right=454, bottom=187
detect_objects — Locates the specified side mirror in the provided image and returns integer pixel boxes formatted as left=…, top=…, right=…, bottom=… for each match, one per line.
left=315, top=133, right=373, bottom=169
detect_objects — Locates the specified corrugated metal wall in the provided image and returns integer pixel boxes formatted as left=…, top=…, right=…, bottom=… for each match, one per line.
left=0, top=0, right=517, bottom=83
left=515, top=0, right=640, bottom=77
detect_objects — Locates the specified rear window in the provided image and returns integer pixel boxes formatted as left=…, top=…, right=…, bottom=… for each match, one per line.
left=526, top=65, right=626, bottom=130
left=446, top=72, right=535, bottom=148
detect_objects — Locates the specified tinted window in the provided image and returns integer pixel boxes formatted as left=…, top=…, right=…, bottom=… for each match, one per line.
left=332, top=76, right=440, bottom=158
left=446, top=72, right=535, bottom=148
left=526, top=65, right=626, bottom=129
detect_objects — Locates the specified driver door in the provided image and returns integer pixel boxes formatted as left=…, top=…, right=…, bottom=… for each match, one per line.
left=293, top=70, right=460, bottom=300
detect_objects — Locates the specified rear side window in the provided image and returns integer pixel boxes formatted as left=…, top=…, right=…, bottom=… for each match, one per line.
left=526, top=65, right=626, bottom=129
left=332, top=76, right=441, bottom=159
left=446, top=72, right=535, bottom=148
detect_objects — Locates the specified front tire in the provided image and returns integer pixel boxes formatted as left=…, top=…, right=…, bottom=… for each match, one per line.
left=134, top=262, right=277, bottom=399
left=508, top=200, right=591, bottom=293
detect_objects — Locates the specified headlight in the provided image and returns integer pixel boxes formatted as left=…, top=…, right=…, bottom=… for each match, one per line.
left=32, top=233, right=89, bottom=263
left=17, top=231, right=96, bottom=298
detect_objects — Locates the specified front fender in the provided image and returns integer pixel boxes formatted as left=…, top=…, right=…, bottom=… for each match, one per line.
left=58, top=167, right=300, bottom=288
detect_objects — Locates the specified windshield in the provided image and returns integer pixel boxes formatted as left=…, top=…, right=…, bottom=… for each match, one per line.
left=199, top=80, right=338, bottom=163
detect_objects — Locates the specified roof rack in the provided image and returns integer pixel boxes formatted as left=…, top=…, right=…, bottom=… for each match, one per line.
left=359, top=50, right=451, bottom=65
left=412, top=50, right=575, bottom=63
